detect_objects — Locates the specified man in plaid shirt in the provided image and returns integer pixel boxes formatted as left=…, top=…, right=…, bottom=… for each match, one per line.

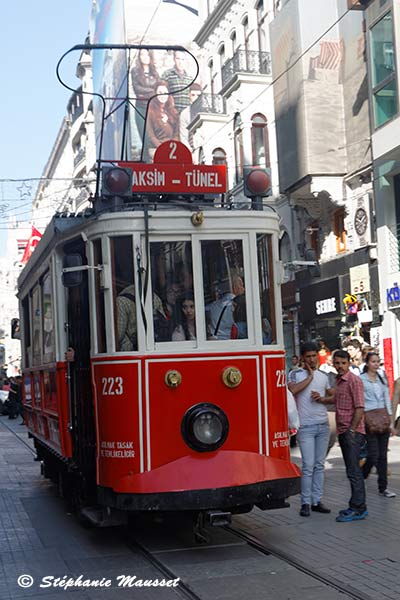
left=162, top=51, right=192, bottom=113
left=332, top=349, right=367, bottom=522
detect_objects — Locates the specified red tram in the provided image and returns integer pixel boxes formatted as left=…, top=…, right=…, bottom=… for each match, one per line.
left=18, top=85, right=300, bottom=527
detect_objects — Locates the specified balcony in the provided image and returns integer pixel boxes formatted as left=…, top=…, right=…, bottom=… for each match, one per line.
left=190, top=93, right=226, bottom=122
left=221, top=50, right=272, bottom=89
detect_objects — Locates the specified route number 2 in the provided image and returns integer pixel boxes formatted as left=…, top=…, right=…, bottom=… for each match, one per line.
left=276, top=369, right=286, bottom=388
left=102, top=377, right=123, bottom=396
left=169, top=141, right=177, bottom=160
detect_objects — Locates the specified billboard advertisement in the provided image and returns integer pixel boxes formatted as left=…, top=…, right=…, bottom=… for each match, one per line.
left=90, top=0, right=200, bottom=162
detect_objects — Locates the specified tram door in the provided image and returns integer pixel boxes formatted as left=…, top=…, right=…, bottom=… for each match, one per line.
left=63, top=239, right=96, bottom=476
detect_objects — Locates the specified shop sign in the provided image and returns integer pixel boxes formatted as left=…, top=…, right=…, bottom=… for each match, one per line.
left=386, top=279, right=400, bottom=308
left=350, top=264, right=370, bottom=294
left=299, top=278, right=341, bottom=321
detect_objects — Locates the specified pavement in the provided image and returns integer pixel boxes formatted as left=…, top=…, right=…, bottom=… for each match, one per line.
left=1, top=414, right=400, bottom=600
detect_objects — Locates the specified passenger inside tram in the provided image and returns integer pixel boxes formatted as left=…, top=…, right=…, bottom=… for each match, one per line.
left=172, top=293, right=196, bottom=341
left=116, top=284, right=137, bottom=351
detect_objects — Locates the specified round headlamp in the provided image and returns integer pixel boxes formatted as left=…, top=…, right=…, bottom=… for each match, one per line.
left=181, top=403, right=229, bottom=452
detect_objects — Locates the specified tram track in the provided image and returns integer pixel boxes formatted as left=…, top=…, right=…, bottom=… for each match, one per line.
left=225, top=524, right=372, bottom=600
left=124, top=536, right=203, bottom=600
left=0, top=417, right=37, bottom=457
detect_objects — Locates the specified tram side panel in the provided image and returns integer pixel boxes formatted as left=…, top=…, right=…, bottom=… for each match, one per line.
left=264, top=355, right=291, bottom=461
left=91, top=359, right=142, bottom=488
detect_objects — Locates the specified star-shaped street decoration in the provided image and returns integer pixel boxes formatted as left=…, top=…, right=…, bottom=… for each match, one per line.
left=16, top=181, right=33, bottom=200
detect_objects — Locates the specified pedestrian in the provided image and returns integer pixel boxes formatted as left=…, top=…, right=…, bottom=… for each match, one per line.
left=288, top=342, right=334, bottom=517
left=392, top=375, right=400, bottom=433
left=288, top=355, right=302, bottom=374
left=7, top=377, right=19, bottom=419
left=345, top=339, right=363, bottom=376
left=360, top=352, right=396, bottom=498
left=332, top=349, right=368, bottom=522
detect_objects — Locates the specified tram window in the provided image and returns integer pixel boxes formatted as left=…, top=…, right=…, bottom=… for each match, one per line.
left=201, top=240, right=247, bottom=341
left=22, top=296, right=31, bottom=367
left=111, top=236, right=137, bottom=352
left=257, top=234, right=276, bottom=345
left=42, top=273, right=54, bottom=363
left=32, top=286, right=41, bottom=366
left=150, top=241, right=194, bottom=342
left=93, top=239, right=107, bottom=353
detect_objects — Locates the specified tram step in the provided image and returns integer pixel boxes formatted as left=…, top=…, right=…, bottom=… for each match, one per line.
left=206, top=511, right=232, bottom=527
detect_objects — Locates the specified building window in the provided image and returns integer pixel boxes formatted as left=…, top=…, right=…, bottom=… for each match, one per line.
left=208, top=59, right=216, bottom=97
left=242, top=16, right=250, bottom=55
left=333, top=209, right=346, bottom=253
left=251, top=113, right=270, bottom=168
left=370, top=11, right=398, bottom=128
left=230, top=30, right=237, bottom=54
left=212, top=148, right=227, bottom=166
left=234, top=113, right=244, bottom=184
left=218, top=44, right=225, bottom=69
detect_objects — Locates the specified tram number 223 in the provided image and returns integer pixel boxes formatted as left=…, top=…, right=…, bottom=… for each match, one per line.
left=276, top=369, right=286, bottom=388
left=102, top=377, right=123, bottom=396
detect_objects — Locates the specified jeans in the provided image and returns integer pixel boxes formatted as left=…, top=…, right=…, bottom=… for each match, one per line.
left=297, top=422, right=330, bottom=505
left=362, top=431, right=390, bottom=493
left=338, top=430, right=366, bottom=511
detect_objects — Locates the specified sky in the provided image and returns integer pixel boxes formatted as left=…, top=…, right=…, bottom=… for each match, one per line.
left=0, top=1, right=93, bottom=245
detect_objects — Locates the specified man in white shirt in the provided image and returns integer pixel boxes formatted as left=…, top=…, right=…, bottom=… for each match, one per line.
left=288, top=342, right=335, bottom=517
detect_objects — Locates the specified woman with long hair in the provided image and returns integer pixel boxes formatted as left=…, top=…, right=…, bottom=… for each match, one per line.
left=145, top=80, right=178, bottom=160
left=172, top=293, right=196, bottom=341
left=360, top=352, right=396, bottom=498
left=130, top=48, right=159, bottom=141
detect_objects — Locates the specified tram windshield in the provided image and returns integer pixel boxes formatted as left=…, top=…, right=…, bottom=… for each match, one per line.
left=150, top=241, right=195, bottom=342
left=202, top=240, right=248, bottom=341
left=111, top=236, right=137, bottom=352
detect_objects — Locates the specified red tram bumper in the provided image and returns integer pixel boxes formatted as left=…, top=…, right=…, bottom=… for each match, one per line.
left=97, top=451, right=301, bottom=512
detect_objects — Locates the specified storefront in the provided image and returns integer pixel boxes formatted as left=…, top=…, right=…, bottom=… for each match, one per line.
left=298, top=277, right=342, bottom=351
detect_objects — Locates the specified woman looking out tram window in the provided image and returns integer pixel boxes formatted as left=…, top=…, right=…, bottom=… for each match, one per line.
left=172, top=294, right=196, bottom=341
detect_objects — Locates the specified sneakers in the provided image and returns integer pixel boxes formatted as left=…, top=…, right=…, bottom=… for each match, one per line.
left=336, top=508, right=368, bottom=522
left=311, top=502, right=331, bottom=514
left=299, top=504, right=310, bottom=517
left=379, top=489, right=396, bottom=498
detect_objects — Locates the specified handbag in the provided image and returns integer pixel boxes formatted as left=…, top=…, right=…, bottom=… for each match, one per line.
left=364, top=408, right=391, bottom=434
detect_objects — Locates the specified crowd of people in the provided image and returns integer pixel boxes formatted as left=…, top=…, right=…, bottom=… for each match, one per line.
left=288, top=338, right=398, bottom=522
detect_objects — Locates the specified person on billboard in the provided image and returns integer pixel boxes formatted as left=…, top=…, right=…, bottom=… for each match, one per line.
left=145, top=80, right=179, bottom=161
left=131, top=49, right=159, bottom=142
left=162, top=50, right=192, bottom=113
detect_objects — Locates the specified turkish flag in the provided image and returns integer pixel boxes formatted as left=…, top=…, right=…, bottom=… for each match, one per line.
left=21, top=225, right=42, bottom=265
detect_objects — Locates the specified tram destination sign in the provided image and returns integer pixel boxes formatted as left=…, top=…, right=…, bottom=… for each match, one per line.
left=118, top=140, right=227, bottom=195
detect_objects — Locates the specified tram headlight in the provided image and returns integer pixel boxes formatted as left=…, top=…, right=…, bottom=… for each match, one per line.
left=181, top=403, right=229, bottom=452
